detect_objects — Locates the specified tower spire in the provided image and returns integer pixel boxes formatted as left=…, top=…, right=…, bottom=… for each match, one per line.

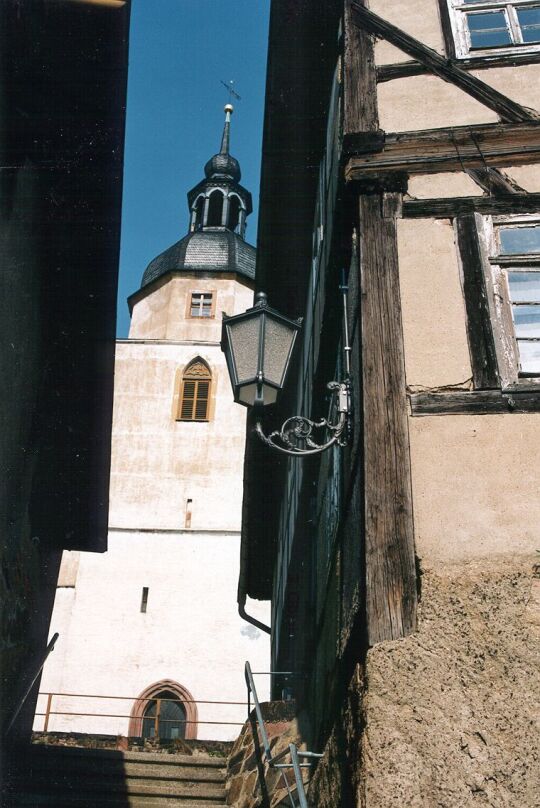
left=220, top=104, right=233, bottom=155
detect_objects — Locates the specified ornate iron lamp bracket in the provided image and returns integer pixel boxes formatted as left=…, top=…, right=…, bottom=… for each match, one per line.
left=254, top=379, right=350, bottom=456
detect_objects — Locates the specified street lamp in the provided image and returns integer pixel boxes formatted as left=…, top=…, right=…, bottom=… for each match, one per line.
left=221, top=291, right=350, bottom=456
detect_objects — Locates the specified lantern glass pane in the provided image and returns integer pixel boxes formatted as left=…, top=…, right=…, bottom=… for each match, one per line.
left=227, top=317, right=260, bottom=384
left=238, top=382, right=278, bottom=407
left=263, top=316, right=296, bottom=386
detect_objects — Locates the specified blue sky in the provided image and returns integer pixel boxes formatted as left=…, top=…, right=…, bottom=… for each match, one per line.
left=117, top=0, right=270, bottom=336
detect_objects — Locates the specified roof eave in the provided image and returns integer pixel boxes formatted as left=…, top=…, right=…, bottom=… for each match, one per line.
left=241, top=0, right=342, bottom=600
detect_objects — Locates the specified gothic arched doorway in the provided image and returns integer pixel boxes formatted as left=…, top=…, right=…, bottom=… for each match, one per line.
left=129, top=680, right=198, bottom=740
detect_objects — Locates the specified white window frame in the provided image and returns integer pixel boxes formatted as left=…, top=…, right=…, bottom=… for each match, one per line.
left=188, top=290, right=215, bottom=319
left=447, top=0, right=540, bottom=58
left=478, top=213, right=540, bottom=389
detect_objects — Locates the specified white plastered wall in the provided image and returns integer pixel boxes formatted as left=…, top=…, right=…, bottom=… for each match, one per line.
left=36, top=275, right=270, bottom=741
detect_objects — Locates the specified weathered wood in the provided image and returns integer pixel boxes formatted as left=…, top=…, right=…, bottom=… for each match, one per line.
left=342, top=130, right=385, bottom=157
left=345, top=121, right=540, bottom=180
left=410, top=388, right=540, bottom=415
left=456, top=215, right=500, bottom=389
left=437, top=0, right=457, bottom=60
left=350, top=2, right=539, bottom=123
left=377, top=50, right=540, bottom=84
left=343, top=0, right=379, bottom=135
left=402, top=192, right=540, bottom=219
left=358, top=192, right=417, bottom=645
left=466, top=167, right=526, bottom=195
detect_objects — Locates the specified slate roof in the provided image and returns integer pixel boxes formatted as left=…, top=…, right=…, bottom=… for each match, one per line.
left=141, top=227, right=256, bottom=289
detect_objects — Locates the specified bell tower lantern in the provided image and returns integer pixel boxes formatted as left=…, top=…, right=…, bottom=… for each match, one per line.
left=187, top=105, right=252, bottom=238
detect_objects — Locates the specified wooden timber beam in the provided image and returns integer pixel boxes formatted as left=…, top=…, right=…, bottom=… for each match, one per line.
left=466, top=167, right=526, bottom=195
left=402, top=192, right=540, bottom=219
left=350, top=2, right=539, bottom=123
left=345, top=121, right=540, bottom=180
left=455, top=215, right=500, bottom=390
left=357, top=191, right=417, bottom=645
left=409, top=388, right=540, bottom=415
left=377, top=51, right=540, bottom=83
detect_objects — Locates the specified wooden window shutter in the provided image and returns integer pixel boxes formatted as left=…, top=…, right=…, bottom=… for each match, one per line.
left=194, top=380, right=210, bottom=420
left=179, top=361, right=211, bottom=421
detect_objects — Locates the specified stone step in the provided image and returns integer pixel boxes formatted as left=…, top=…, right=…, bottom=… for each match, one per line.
left=25, top=756, right=227, bottom=783
left=9, top=795, right=226, bottom=808
left=28, top=745, right=228, bottom=768
left=7, top=745, right=229, bottom=808
left=9, top=775, right=226, bottom=800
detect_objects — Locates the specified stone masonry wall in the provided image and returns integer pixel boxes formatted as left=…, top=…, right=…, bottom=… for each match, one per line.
left=310, top=558, right=540, bottom=807
left=226, top=701, right=312, bottom=808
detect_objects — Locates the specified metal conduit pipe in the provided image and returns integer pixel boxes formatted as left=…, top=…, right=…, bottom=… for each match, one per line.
left=237, top=524, right=271, bottom=634
left=238, top=591, right=271, bottom=635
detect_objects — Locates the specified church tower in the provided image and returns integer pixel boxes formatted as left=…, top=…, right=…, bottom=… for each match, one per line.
left=36, top=107, right=269, bottom=742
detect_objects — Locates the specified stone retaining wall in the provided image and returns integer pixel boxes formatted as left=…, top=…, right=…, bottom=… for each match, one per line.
left=226, top=700, right=313, bottom=807
left=31, top=731, right=231, bottom=758
left=309, top=559, right=540, bottom=807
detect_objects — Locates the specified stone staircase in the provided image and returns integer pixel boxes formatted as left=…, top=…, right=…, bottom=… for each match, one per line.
left=5, top=744, right=230, bottom=807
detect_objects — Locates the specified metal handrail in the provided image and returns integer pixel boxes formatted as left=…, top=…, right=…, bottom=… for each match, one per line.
left=244, top=661, right=322, bottom=808
left=5, top=633, right=59, bottom=736
left=35, top=691, right=247, bottom=733
left=39, top=691, right=247, bottom=705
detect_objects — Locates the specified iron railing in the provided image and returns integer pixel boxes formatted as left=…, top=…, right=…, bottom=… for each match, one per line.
left=4, top=632, right=59, bottom=736
left=34, top=691, right=247, bottom=737
left=244, top=661, right=322, bottom=808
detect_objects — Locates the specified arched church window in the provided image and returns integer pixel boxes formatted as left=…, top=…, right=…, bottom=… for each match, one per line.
left=228, top=195, right=242, bottom=232
left=193, top=196, right=205, bottom=230
left=207, top=189, right=223, bottom=226
left=179, top=360, right=211, bottom=421
left=129, top=680, right=198, bottom=740
left=142, top=691, right=187, bottom=740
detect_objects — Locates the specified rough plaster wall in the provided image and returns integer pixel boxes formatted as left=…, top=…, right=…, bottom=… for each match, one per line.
left=129, top=275, right=253, bottom=342
left=371, top=2, right=540, bottom=132
left=410, top=414, right=540, bottom=563
left=407, top=172, right=482, bottom=199
left=398, top=218, right=472, bottom=390
left=504, top=164, right=540, bottom=192
left=378, top=66, right=540, bottom=134
left=379, top=74, right=499, bottom=132
left=309, top=561, right=540, bottom=808
left=371, top=0, right=445, bottom=65
left=361, top=561, right=540, bottom=807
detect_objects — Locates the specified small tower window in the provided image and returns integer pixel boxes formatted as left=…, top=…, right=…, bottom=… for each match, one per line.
left=179, top=360, right=211, bottom=421
left=207, top=189, right=224, bottom=226
left=228, top=195, right=242, bottom=232
left=193, top=196, right=205, bottom=230
left=190, top=291, right=214, bottom=318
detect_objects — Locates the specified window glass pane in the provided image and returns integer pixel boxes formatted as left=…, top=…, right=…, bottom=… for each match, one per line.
left=517, top=339, right=540, bottom=373
left=500, top=225, right=540, bottom=254
left=517, top=6, right=540, bottom=42
left=466, top=11, right=512, bottom=48
left=191, top=292, right=213, bottom=317
left=508, top=271, right=540, bottom=303
left=512, top=304, right=540, bottom=337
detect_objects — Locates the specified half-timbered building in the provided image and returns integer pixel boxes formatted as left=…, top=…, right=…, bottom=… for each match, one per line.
left=241, top=2, right=540, bottom=803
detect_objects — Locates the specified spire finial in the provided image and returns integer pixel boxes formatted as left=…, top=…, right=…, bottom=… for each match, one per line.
left=220, top=103, right=233, bottom=155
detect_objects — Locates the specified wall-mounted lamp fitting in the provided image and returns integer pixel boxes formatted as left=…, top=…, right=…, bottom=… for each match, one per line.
left=221, top=289, right=351, bottom=457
